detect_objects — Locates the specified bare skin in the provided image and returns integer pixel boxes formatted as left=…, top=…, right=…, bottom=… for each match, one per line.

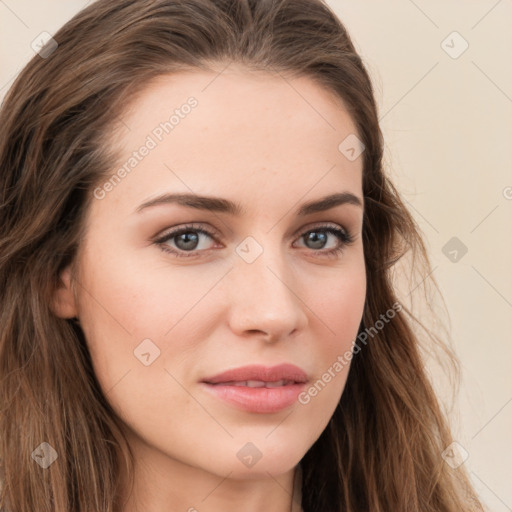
left=51, top=63, right=367, bottom=512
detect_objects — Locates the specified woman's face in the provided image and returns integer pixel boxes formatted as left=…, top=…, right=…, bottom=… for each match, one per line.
left=55, top=66, right=366, bottom=484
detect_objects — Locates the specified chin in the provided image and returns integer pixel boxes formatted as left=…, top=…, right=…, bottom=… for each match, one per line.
left=227, top=444, right=304, bottom=479
left=223, top=461, right=298, bottom=480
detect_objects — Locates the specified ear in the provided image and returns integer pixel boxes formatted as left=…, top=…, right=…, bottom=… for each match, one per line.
left=50, top=264, right=79, bottom=319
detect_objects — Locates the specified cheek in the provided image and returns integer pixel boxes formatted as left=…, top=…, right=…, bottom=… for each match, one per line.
left=75, top=265, right=204, bottom=438
left=324, top=278, right=365, bottom=347
left=311, top=255, right=366, bottom=348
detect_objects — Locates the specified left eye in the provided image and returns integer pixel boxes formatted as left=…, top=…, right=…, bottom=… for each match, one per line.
left=295, top=227, right=352, bottom=251
left=155, top=223, right=355, bottom=259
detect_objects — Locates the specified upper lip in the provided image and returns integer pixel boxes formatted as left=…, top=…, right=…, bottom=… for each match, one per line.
left=201, top=364, right=308, bottom=384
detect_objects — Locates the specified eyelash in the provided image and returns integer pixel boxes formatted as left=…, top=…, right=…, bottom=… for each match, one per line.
left=154, top=222, right=356, bottom=259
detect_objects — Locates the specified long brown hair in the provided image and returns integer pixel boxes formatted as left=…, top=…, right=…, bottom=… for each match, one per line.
left=0, top=0, right=486, bottom=510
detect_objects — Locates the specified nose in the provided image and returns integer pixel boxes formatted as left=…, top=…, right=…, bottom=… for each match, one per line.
left=226, top=241, right=308, bottom=343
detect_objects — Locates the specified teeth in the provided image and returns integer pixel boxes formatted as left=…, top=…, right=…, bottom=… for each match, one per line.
left=265, top=380, right=287, bottom=388
left=217, top=379, right=292, bottom=388
left=246, top=380, right=266, bottom=388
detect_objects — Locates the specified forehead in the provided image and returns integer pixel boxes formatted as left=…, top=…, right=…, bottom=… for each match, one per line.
left=97, top=66, right=363, bottom=215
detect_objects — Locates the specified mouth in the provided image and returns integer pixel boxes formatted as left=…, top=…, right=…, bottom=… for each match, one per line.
left=200, top=364, right=308, bottom=413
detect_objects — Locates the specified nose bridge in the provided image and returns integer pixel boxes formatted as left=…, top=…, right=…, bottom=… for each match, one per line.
left=227, top=232, right=307, bottom=339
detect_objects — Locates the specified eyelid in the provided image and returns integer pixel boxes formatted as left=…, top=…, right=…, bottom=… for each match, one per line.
left=153, top=222, right=221, bottom=243
left=291, top=220, right=350, bottom=238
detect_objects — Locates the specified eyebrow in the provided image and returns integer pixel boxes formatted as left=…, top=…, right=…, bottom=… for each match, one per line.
left=135, top=191, right=363, bottom=216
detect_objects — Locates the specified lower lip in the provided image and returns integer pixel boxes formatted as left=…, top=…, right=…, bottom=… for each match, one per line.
left=201, top=382, right=307, bottom=413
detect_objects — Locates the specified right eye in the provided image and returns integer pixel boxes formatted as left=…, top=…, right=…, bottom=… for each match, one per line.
left=154, top=223, right=219, bottom=258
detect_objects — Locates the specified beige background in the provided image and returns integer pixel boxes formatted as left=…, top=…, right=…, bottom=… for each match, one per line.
left=1, top=1, right=511, bottom=510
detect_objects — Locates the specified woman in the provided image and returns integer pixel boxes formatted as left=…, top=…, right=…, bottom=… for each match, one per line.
left=0, top=0, right=486, bottom=511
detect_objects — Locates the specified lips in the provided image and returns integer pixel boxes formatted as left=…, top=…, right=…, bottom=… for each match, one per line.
left=201, top=363, right=308, bottom=413
left=201, top=363, right=308, bottom=386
